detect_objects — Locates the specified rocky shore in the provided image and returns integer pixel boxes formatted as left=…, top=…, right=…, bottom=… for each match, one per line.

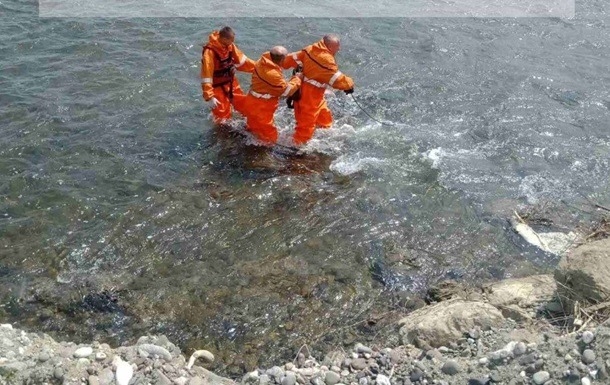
left=2, top=238, right=610, bottom=385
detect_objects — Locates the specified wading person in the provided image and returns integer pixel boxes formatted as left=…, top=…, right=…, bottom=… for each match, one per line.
left=200, top=26, right=255, bottom=124
left=282, top=34, right=355, bottom=145
left=241, top=46, right=302, bottom=144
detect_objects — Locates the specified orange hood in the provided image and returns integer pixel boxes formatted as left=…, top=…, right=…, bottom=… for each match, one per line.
left=310, top=39, right=333, bottom=57
left=207, top=31, right=232, bottom=55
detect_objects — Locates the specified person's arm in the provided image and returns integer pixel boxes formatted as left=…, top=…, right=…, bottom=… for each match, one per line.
left=282, top=51, right=304, bottom=70
left=200, top=48, right=215, bottom=101
left=280, top=75, right=302, bottom=98
left=318, top=53, right=354, bottom=91
left=233, top=46, right=255, bottom=73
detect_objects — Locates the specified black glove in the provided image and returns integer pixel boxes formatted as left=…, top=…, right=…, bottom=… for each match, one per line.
left=292, top=65, right=303, bottom=76
left=344, top=87, right=354, bottom=95
left=286, top=88, right=301, bottom=109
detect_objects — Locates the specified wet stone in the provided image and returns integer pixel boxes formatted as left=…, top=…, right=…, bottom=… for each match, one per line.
left=351, top=358, right=367, bottom=371
left=441, top=360, right=461, bottom=375
left=355, top=343, right=373, bottom=355
left=409, top=368, right=423, bottom=383
left=519, top=354, right=536, bottom=365
left=283, top=373, right=297, bottom=385
left=582, top=331, right=595, bottom=345
left=582, top=349, right=596, bottom=364
left=325, top=371, right=341, bottom=385
left=532, top=371, right=550, bottom=384
left=38, top=352, right=51, bottom=362
left=468, top=378, right=489, bottom=385
left=513, top=342, right=527, bottom=356
left=74, top=347, right=93, bottom=358
left=53, top=367, right=64, bottom=380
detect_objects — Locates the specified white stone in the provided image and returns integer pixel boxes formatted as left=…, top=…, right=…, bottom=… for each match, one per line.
left=74, top=347, right=93, bottom=358
left=114, top=356, right=134, bottom=385
left=581, top=378, right=591, bottom=385
left=582, top=331, right=595, bottom=344
left=376, top=375, right=391, bottom=385
left=0, top=324, right=13, bottom=329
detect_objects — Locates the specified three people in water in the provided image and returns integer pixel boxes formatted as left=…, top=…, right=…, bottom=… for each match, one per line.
left=200, top=26, right=355, bottom=147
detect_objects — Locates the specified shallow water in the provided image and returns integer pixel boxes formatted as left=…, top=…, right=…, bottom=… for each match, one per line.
left=1, top=0, right=609, bottom=373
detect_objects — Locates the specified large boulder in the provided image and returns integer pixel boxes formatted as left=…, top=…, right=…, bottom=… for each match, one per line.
left=486, top=275, right=557, bottom=321
left=398, top=299, right=504, bottom=348
left=555, top=238, right=610, bottom=304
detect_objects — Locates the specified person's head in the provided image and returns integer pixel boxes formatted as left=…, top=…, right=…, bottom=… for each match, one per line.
left=323, top=34, right=341, bottom=55
left=218, top=26, right=235, bottom=47
left=269, top=46, right=288, bottom=65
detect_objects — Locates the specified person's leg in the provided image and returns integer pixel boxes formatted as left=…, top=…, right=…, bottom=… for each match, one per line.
left=245, top=98, right=279, bottom=144
left=230, top=79, right=248, bottom=116
left=293, top=83, right=324, bottom=145
left=315, top=98, right=333, bottom=128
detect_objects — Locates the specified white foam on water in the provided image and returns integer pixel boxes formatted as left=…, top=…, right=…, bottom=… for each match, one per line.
left=424, top=147, right=447, bottom=168
left=330, top=153, right=387, bottom=175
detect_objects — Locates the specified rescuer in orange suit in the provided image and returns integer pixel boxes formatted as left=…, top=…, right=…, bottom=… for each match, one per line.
left=282, top=34, right=355, bottom=145
left=241, top=46, right=302, bottom=144
left=201, top=26, right=255, bottom=123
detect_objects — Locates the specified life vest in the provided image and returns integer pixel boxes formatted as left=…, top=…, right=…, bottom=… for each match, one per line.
left=203, top=45, right=235, bottom=87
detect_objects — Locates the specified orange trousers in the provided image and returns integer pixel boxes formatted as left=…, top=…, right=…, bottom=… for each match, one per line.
left=243, top=95, right=280, bottom=144
left=210, top=78, right=247, bottom=123
left=293, top=82, right=333, bottom=145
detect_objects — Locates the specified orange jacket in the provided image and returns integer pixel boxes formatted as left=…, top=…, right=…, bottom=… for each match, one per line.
left=283, top=39, right=354, bottom=91
left=200, top=31, right=255, bottom=100
left=250, top=52, right=301, bottom=99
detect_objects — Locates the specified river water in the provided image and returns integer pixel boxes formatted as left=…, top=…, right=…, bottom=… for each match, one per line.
left=1, top=0, right=609, bottom=374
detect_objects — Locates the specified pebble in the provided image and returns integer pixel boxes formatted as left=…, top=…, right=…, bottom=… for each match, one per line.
left=354, top=343, right=372, bottom=355
left=74, top=347, right=93, bottom=358
left=53, top=367, right=64, bottom=380
left=350, top=358, right=367, bottom=371
left=441, top=360, right=461, bottom=375
left=95, top=352, right=107, bottom=361
left=489, top=371, right=503, bottom=383
left=286, top=363, right=295, bottom=371
left=38, top=352, right=51, bottom=362
left=173, top=377, right=188, bottom=385
left=581, top=378, right=591, bottom=385
left=532, top=371, right=550, bottom=384
left=283, top=373, right=297, bottom=385
left=513, top=342, right=527, bottom=356
left=325, top=372, right=341, bottom=385
left=358, top=378, right=368, bottom=385
left=582, top=331, right=595, bottom=345
left=410, top=368, right=423, bottom=382
left=478, top=357, right=489, bottom=366
left=88, top=376, right=100, bottom=385
left=518, top=353, right=536, bottom=365
left=467, top=378, right=488, bottom=385
left=99, top=368, right=114, bottom=385
left=375, top=374, right=390, bottom=385
left=582, top=349, right=596, bottom=364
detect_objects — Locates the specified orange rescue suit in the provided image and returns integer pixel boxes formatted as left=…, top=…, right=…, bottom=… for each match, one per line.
left=201, top=31, right=255, bottom=123
left=283, top=39, right=354, bottom=144
left=242, top=52, right=302, bottom=144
